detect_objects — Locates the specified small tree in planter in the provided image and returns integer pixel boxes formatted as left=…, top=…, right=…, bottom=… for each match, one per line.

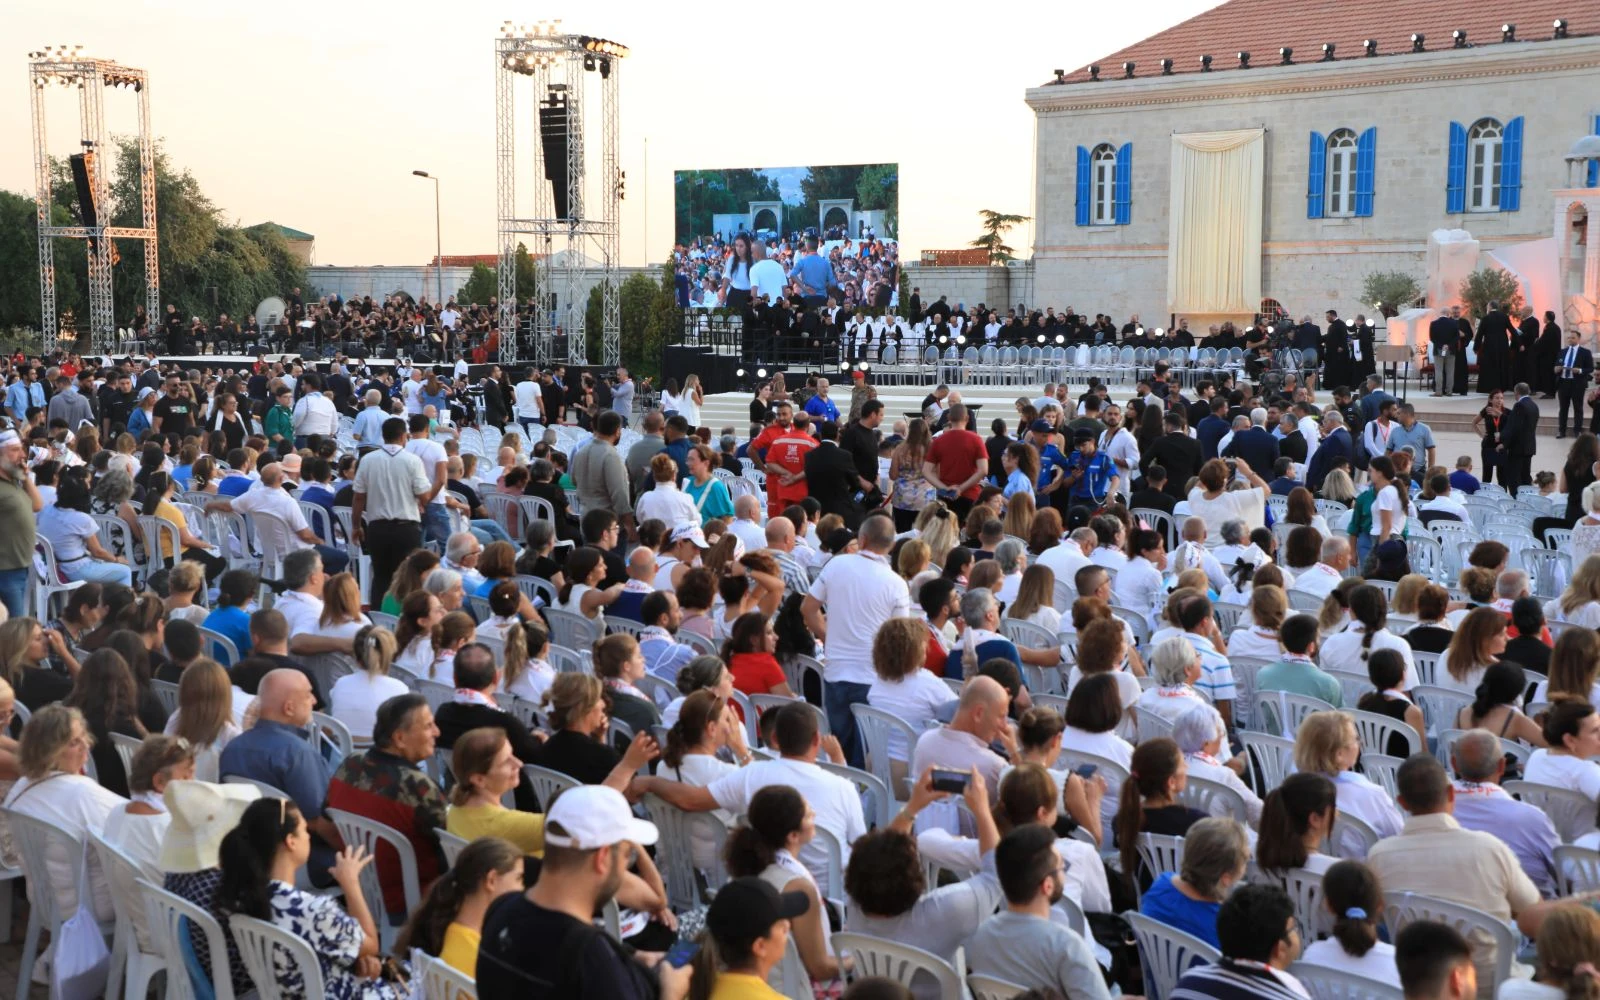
left=1360, top=271, right=1423, bottom=319
left=1458, top=268, right=1524, bottom=320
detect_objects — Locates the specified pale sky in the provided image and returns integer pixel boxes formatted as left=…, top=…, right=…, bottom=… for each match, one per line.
left=4, top=0, right=1216, bottom=268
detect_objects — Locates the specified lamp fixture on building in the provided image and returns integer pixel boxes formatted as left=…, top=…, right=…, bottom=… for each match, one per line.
left=1053, top=68, right=1065, bottom=83
left=1321, top=42, right=1336, bottom=60
left=1411, top=33, right=1426, bottom=52
left=1279, top=47, right=1293, bottom=64
left=1555, top=19, right=1569, bottom=38
left=1123, top=61, right=1136, bottom=78
left=1452, top=29, right=1468, bottom=48
left=1088, top=64, right=1101, bottom=80
left=1199, top=54, right=1213, bottom=71
left=1502, top=23, right=1516, bottom=42
left=1237, top=51, right=1251, bottom=68
left=1364, top=38, right=1378, bottom=55
left=1160, top=58, right=1174, bottom=75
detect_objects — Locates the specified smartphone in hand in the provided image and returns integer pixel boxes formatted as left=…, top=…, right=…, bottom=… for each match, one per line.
left=930, top=767, right=970, bottom=794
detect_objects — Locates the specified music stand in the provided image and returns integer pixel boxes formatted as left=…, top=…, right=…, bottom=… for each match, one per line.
left=1374, top=344, right=1413, bottom=403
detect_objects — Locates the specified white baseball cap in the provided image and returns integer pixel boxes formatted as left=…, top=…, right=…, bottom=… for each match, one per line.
left=670, top=524, right=709, bottom=549
left=544, top=785, right=658, bottom=850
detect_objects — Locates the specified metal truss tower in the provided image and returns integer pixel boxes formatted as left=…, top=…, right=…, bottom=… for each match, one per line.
left=494, top=21, right=625, bottom=369
left=28, top=47, right=158, bottom=356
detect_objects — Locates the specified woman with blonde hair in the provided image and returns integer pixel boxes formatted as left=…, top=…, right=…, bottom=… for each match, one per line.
left=1318, top=468, right=1358, bottom=506
left=1226, top=584, right=1288, bottom=660
left=319, top=571, right=371, bottom=641
left=394, top=590, right=444, bottom=677
left=592, top=633, right=661, bottom=736
left=445, top=727, right=545, bottom=854
left=889, top=418, right=937, bottom=532
left=895, top=538, right=930, bottom=584
left=381, top=548, right=440, bottom=617
left=164, top=658, right=240, bottom=780
left=1443, top=606, right=1509, bottom=694
left=1389, top=573, right=1430, bottom=622
left=1531, top=629, right=1600, bottom=707
left=1503, top=904, right=1600, bottom=1000
left=1294, top=711, right=1403, bottom=849
left=1006, top=563, right=1062, bottom=633
left=101, top=735, right=195, bottom=871
left=538, top=672, right=659, bottom=786
left=914, top=501, right=959, bottom=565
left=162, top=561, right=209, bottom=626
left=1546, top=553, right=1600, bottom=630
left=1002, top=490, right=1035, bottom=542
left=501, top=622, right=556, bottom=704
left=329, top=626, right=406, bottom=741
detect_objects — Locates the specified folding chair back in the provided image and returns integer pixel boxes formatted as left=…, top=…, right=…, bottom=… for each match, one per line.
left=229, top=913, right=324, bottom=1000
left=1123, top=910, right=1222, bottom=1000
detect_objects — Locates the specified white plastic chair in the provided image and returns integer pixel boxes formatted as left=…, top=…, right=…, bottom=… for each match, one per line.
left=139, top=877, right=238, bottom=1000
left=1328, top=811, right=1381, bottom=859
left=91, top=830, right=165, bottom=1000
left=1411, top=684, right=1472, bottom=736
left=417, top=950, right=479, bottom=1000
left=1555, top=844, right=1600, bottom=894
left=1137, top=833, right=1185, bottom=881
left=1360, top=753, right=1406, bottom=800
left=832, top=932, right=967, bottom=997
left=968, top=972, right=1030, bottom=1000
left=325, top=808, right=422, bottom=953
left=4, top=807, right=116, bottom=1000
left=198, top=626, right=242, bottom=667
left=1238, top=730, right=1296, bottom=795
left=850, top=703, right=920, bottom=802
left=817, top=760, right=895, bottom=831
left=543, top=606, right=601, bottom=651
left=1124, top=910, right=1221, bottom=1000
left=1290, top=961, right=1404, bottom=999
left=641, top=793, right=729, bottom=910
left=523, top=764, right=581, bottom=809
left=110, top=731, right=143, bottom=780
left=437, top=829, right=471, bottom=869
left=1269, top=865, right=1335, bottom=942
left=229, top=912, right=324, bottom=1000
left=1505, top=780, right=1600, bottom=843
left=1383, top=890, right=1517, bottom=989
left=1251, top=689, right=1335, bottom=738
left=1177, top=774, right=1252, bottom=825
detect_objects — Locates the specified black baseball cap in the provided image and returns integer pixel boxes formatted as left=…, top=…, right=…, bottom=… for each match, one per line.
left=706, top=877, right=809, bottom=949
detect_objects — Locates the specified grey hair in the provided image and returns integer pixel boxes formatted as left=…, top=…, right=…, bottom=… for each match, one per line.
left=529, top=457, right=555, bottom=482
left=93, top=468, right=135, bottom=504
left=1179, top=817, right=1250, bottom=897
left=1453, top=728, right=1503, bottom=782
left=994, top=538, right=1026, bottom=573
left=526, top=519, right=555, bottom=550
left=720, top=434, right=736, bottom=452
left=445, top=531, right=479, bottom=565
left=1231, top=415, right=1251, bottom=431
left=422, top=568, right=463, bottom=599
left=1495, top=569, right=1529, bottom=599
left=860, top=515, right=896, bottom=552
left=1320, top=534, right=1349, bottom=562
left=1220, top=518, right=1247, bottom=545
left=1150, top=636, right=1198, bottom=686
left=1250, top=407, right=1268, bottom=427
left=960, top=587, right=998, bottom=629
left=1321, top=411, right=1345, bottom=429
left=1069, top=527, right=1096, bottom=548
left=1173, top=703, right=1227, bottom=755
left=281, top=549, right=322, bottom=590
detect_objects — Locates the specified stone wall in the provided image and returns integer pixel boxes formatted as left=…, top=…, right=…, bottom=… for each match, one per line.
left=305, top=264, right=655, bottom=307
left=1026, top=36, right=1600, bottom=324
left=901, top=262, right=1034, bottom=313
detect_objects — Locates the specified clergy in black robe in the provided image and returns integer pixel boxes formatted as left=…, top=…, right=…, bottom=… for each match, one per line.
left=1351, top=318, right=1378, bottom=382
left=1454, top=312, right=1475, bottom=395
left=1537, top=311, right=1563, bottom=397
left=1473, top=305, right=1514, bottom=395
left=1516, top=311, right=1542, bottom=390
left=1322, top=311, right=1354, bottom=389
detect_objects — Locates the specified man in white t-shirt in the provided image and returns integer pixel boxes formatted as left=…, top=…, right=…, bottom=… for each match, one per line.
left=512, top=367, right=543, bottom=435
left=1037, top=527, right=1094, bottom=595
left=207, top=463, right=349, bottom=574
left=748, top=242, right=788, bottom=305
left=404, top=413, right=453, bottom=547
left=401, top=369, right=427, bottom=415
left=636, top=700, right=865, bottom=888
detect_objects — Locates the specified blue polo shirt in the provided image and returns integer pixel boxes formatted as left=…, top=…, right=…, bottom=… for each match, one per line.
left=1037, top=443, right=1067, bottom=491
left=804, top=395, right=839, bottom=422
left=201, top=605, right=253, bottom=659
left=789, top=254, right=834, bottom=297
left=218, top=718, right=336, bottom=873
left=1064, top=450, right=1117, bottom=502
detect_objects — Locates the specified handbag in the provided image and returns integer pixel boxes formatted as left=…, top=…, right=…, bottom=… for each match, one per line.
left=50, top=850, right=110, bottom=1000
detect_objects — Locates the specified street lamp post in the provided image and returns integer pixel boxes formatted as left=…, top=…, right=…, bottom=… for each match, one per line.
left=412, top=170, right=445, bottom=356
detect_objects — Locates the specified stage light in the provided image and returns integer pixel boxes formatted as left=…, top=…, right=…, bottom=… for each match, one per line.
left=1037, top=334, right=1047, bottom=344
left=1055, top=334, right=1066, bottom=344
left=938, top=336, right=948, bottom=346
left=1123, top=62, right=1135, bottom=78
left=1279, top=47, right=1293, bottom=64
left=1364, top=38, right=1378, bottom=55
left=1154, top=328, right=1166, bottom=336
left=839, top=362, right=849, bottom=372
left=756, top=368, right=767, bottom=378
left=1088, top=64, right=1100, bottom=81
left=1555, top=19, right=1570, bottom=38
left=1160, top=58, right=1173, bottom=75
left=1135, top=327, right=1144, bottom=336
left=583, top=53, right=595, bottom=71
left=1452, top=29, right=1468, bottom=48
left=736, top=368, right=746, bottom=377
left=1321, top=42, right=1336, bottom=60
left=1237, top=51, right=1250, bottom=68
left=956, top=335, right=967, bottom=346
left=1411, top=33, right=1425, bottom=51
left=1502, top=23, right=1516, bottom=42
left=1199, top=54, right=1213, bottom=71
left=859, top=362, right=871, bottom=371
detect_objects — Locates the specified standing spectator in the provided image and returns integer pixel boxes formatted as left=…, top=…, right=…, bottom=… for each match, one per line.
left=1500, top=383, right=1541, bottom=493
left=289, top=374, right=339, bottom=448
left=802, top=516, right=911, bottom=768
left=610, top=367, right=636, bottom=425
left=351, top=417, right=430, bottom=602
left=922, top=403, right=988, bottom=521
left=573, top=411, right=635, bottom=541
left=0, top=430, right=41, bottom=618
left=513, top=366, right=543, bottom=435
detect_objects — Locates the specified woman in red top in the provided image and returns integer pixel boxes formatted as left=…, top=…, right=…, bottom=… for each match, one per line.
left=721, top=612, right=794, bottom=697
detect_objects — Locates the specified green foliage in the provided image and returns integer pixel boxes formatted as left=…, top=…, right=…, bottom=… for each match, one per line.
left=796, top=164, right=897, bottom=240
left=1459, top=268, right=1524, bottom=320
left=1361, top=271, right=1423, bottom=319
left=515, top=243, right=540, bottom=300
left=971, top=209, right=1030, bottom=265
left=673, top=169, right=783, bottom=243
left=620, top=272, right=663, bottom=378
left=584, top=285, right=605, bottom=365
left=0, top=191, right=83, bottom=329
left=457, top=264, right=498, bottom=306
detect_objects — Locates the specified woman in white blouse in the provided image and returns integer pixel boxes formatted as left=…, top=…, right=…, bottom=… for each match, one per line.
left=329, top=627, right=409, bottom=741
left=1254, top=771, right=1339, bottom=876
left=1545, top=554, right=1600, bottom=631
left=1441, top=607, right=1509, bottom=695
left=1088, top=515, right=1128, bottom=571
left=1523, top=700, right=1600, bottom=801
left=1186, top=458, right=1269, bottom=535
left=1294, top=711, right=1404, bottom=854
left=1059, top=672, right=1136, bottom=839
left=1530, top=630, right=1600, bottom=708
left=318, top=572, right=372, bottom=642
left=1006, top=564, right=1063, bottom=634
left=1226, top=584, right=1288, bottom=662
left=394, top=591, right=445, bottom=677
left=657, top=689, right=750, bottom=870
left=1367, top=455, right=1411, bottom=544
left=634, top=453, right=699, bottom=528
left=1136, top=636, right=1211, bottom=727
left=867, top=618, right=958, bottom=763
left=101, top=735, right=195, bottom=875
left=1173, top=702, right=1262, bottom=827
left=1566, top=480, right=1600, bottom=571
left=1298, top=861, right=1402, bottom=989
left=992, top=538, right=1028, bottom=607
left=1318, top=584, right=1416, bottom=690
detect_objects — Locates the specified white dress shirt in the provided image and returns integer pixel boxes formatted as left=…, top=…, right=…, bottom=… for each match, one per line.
left=230, top=482, right=314, bottom=553
left=1319, top=623, right=1416, bottom=690
left=1332, top=770, right=1405, bottom=853
left=868, top=670, right=958, bottom=760
left=1099, top=427, right=1140, bottom=480
left=275, top=589, right=324, bottom=638
left=635, top=482, right=700, bottom=528
left=1523, top=750, right=1600, bottom=800
left=1291, top=563, right=1345, bottom=602
left=729, top=518, right=767, bottom=553
left=809, top=552, right=912, bottom=685
left=291, top=391, right=339, bottom=437
left=1112, top=555, right=1166, bottom=629
left=1037, top=544, right=1092, bottom=590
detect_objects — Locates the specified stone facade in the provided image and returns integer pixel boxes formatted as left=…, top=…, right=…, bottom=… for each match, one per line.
left=1026, top=35, right=1600, bottom=325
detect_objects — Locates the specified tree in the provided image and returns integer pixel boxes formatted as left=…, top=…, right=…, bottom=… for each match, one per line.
left=1459, top=268, right=1524, bottom=320
left=1361, top=271, right=1423, bottom=319
left=0, top=191, right=84, bottom=330
left=457, top=264, right=498, bottom=306
left=673, top=169, right=782, bottom=243
left=514, top=243, right=540, bottom=300
left=853, top=164, right=899, bottom=237
left=620, top=272, right=662, bottom=377
left=971, top=210, right=1031, bottom=264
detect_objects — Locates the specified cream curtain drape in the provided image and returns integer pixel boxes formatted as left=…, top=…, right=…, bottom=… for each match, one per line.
left=1167, top=128, right=1265, bottom=314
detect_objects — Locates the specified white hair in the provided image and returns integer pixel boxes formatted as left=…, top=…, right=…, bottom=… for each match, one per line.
left=1250, top=408, right=1267, bottom=427
left=1173, top=703, right=1227, bottom=754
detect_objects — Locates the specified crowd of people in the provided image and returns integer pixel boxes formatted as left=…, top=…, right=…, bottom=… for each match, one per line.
left=3, top=341, right=1600, bottom=1000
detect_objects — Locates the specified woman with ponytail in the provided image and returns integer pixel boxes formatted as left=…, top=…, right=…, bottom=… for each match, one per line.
left=722, top=785, right=842, bottom=991
left=1254, top=772, right=1339, bottom=876
left=690, top=875, right=814, bottom=1000
left=1115, top=737, right=1206, bottom=889
left=329, top=626, right=407, bottom=741
left=1318, top=583, right=1417, bottom=686
left=1368, top=454, right=1412, bottom=545
left=660, top=689, right=749, bottom=869
left=215, top=797, right=403, bottom=999
left=1298, top=860, right=1401, bottom=988
left=499, top=621, right=556, bottom=704
left=1502, top=904, right=1600, bottom=1000
left=1456, top=661, right=1546, bottom=749
left=394, top=836, right=523, bottom=975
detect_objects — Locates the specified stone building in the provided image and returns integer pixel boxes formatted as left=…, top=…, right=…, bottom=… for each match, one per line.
left=1027, top=1, right=1600, bottom=330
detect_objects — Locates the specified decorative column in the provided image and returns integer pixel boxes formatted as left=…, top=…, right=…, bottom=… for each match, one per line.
left=1586, top=207, right=1600, bottom=305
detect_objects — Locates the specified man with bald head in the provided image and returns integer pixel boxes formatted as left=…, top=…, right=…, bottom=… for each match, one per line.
left=729, top=493, right=767, bottom=552
left=208, top=461, right=349, bottom=573
left=608, top=545, right=657, bottom=623
left=909, top=675, right=1014, bottom=804
left=219, top=667, right=341, bottom=881
left=763, top=515, right=810, bottom=597
left=1450, top=728, right=1560, bottom=898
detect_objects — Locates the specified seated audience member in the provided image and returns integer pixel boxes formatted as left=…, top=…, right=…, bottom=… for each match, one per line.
left=1367, top=755, right=1542, bottom=990
left=908, top=676, right=1013, bottom=805
left=201, top=568, right=259, bottom=659
left=1522, top=700, right=1600, bottom=801
left=1294, top=710, right=1404, bottom=849
left=1169, top=883, right=1309, bottom=998
left=1117, top=737, right=1208, bottom=889
left=1454, top=661, right=1545, bottom=747
left=1141, top=816, right=1252, bottom=948
left=1256, top=612, right=1342, bottom=707
left=1404, top=583, right=1456, bottom=655
left=1395, top=920, right=1477, bottom=1000
left=328, top=626, right=409, bottom=742
left=1317, top=583, right=1416, bottom=689
left=444, top=726, right=546, bottom=856
left=1174, top=702, right=1262, bottom=826
left=159, top=779, right=261, bottom=998
left=164, top=658, right=240, bottom=782
left=394, top=835, right=524, bottom=976
left=1354, top=649, right=1428, bottom=757
left=722, top=611, right=793, bottom=699
left=1297, top=860, right=1402, bottom=988
left=1136, top=635, right=1211, bottom=727
left=1449, top=728, right=1561, bottom=899
left=945, top=588, right=1021, bottom=680
left=537, top=672, right=660, bottom=786
left=638, top=591, right=697, bottom=683
left=1254, top=771, right=1339, bottom=876
left=695, top=876, right=818, bottom=1000
left=434, top=642, right=545, bottom=810
left=867, top=617, right=957, bottom=762
left=591, top=633, right=661, bottom=736
left=1499, top=905, right=1600, bottom=1000
left=1529, top=628, right=1600, bottom=707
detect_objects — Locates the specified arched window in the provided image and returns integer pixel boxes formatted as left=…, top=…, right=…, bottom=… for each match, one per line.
left=1468, top=118, right=1503, bottom=212
left=1092, top=144, right=1117, bottom=225
left=1326, top=129, right=1358, bottom=217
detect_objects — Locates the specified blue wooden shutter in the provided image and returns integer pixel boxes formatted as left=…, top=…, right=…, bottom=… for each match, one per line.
left=1447, top=121, right=1468, bottom=213
left=1075, top=146, right=1091, bottom=226
left=1590, top=115, right=1600, bottom=187
left=1307, top=131, right=1326, bottom=218
left=1501, top=116, right=1525, bottom=211
left=1114, top=142, right=1133, bottom=225
left=1353, top=127, right=1377, bottom=217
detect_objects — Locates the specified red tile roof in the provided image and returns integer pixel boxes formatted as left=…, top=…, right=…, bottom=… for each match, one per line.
left=1055, top=0, right=1592, bottom=85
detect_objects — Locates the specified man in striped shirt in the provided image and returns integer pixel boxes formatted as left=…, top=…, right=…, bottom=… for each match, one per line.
left=1176, top=592, right=1237, bottom=729
left=1171, top=883, right=1307, bottom=999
